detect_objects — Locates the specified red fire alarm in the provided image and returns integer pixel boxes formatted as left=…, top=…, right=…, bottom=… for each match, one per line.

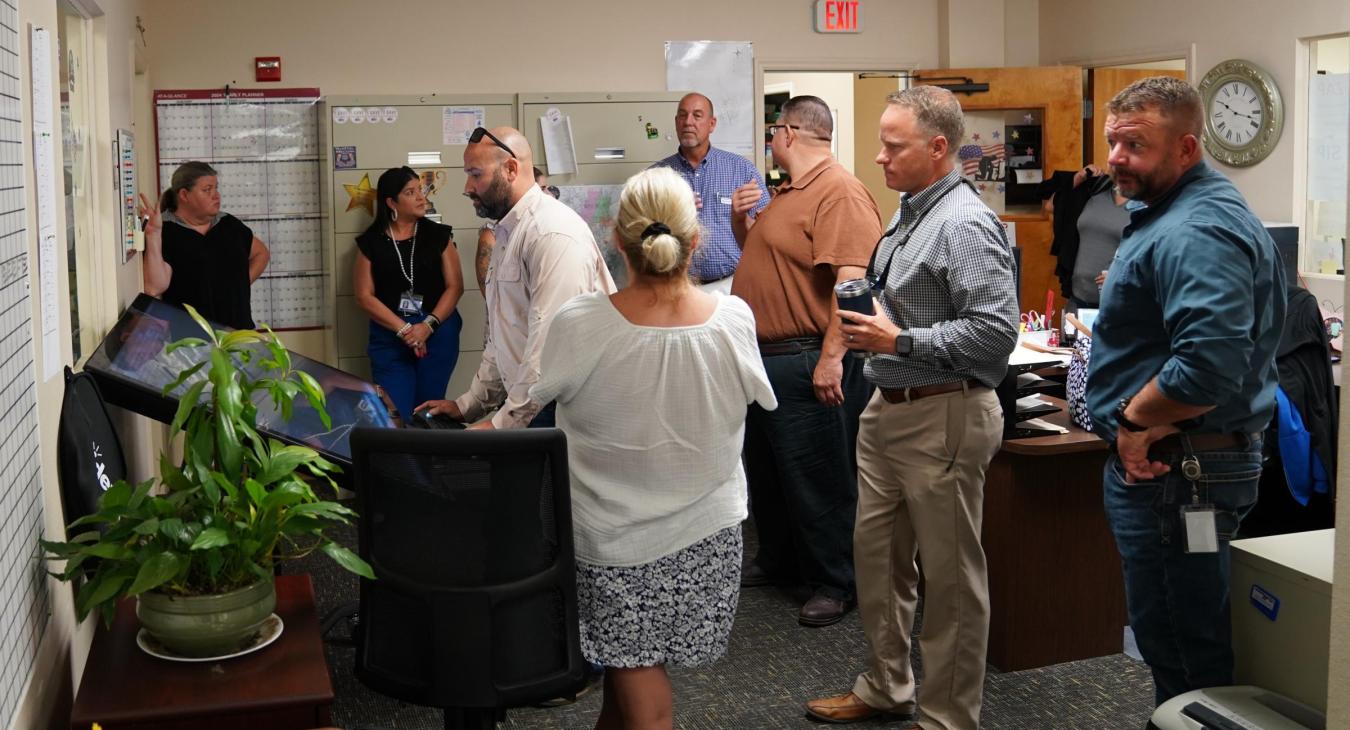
left=255, top=56, right=281, bottom=82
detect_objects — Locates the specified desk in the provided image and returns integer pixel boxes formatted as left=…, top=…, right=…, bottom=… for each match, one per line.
left=71, top=574, right=334, bottom=730
left=982, top=397, right=1129, bottom=671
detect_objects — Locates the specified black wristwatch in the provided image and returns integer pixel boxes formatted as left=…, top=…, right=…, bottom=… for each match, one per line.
left=1114, top=397, right=1147, bottom=432
left=894, top=333, right=913, bottom=356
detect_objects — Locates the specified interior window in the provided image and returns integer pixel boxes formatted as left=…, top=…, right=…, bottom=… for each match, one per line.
left=1305, top=35, right=1349, bottom=276
left=57, top=0, right=99, bottom=362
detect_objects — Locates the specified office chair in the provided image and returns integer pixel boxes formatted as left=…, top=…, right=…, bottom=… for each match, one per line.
left=349, top=427, right=586, bottom=730
left=56, top=366, right=128, bottom=533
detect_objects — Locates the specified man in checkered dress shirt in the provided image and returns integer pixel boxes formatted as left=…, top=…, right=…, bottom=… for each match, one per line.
left=807, top=86, right=1017, bottom=730
left=651, top=93, right=769, bottom=292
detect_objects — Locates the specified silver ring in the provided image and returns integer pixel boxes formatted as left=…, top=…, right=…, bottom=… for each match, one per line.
left=847, top=334, right=855, bottom=343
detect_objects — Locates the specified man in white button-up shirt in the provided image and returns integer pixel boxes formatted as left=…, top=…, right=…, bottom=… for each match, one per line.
left=417, top=126, right=615, bottom=429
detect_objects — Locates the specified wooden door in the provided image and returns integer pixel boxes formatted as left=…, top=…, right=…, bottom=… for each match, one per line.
left=1090, top=68, right=1188, bottom=166
left=853, top=74, right=902, bottom=223
left=912, top=66, right=1082, bottom=311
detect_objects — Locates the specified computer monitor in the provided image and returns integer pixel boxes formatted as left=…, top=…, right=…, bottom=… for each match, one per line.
left=1263, top=222, right=1300, bottom=289
left=84, top=294, right=396, bottom=474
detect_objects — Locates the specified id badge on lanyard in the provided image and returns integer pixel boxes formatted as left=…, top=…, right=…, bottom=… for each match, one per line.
left=398, top=291, right=424, bottom=316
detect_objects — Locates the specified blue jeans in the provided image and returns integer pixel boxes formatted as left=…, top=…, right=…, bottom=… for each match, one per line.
left=744, top=349, right=870, bottom=602
left=367, top=311, right=462, bottom=421
left=1102, top=437, right=1262, bottom=705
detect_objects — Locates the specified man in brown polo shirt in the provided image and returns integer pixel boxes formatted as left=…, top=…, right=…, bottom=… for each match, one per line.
left=730, top=95, right=881, bottom=626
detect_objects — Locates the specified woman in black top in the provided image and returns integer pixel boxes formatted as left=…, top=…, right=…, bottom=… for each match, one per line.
left=353, top=166, right=464, bottom=421
left=139, top=161, right=270, bottom=330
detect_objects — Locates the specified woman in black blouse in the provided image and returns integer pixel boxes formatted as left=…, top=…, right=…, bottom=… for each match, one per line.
left=353, top=166, right=464, bottom=420
left=139, top=161, right=270, bottom=330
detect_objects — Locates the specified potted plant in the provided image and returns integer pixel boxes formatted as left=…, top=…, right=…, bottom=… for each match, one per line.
left=41, top=306, right=375, bottom=657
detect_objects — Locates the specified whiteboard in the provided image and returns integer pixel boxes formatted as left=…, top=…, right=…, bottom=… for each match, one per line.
left=1, top=12, right=48, bottom=730
left=665, top=41, right=755, bottom=159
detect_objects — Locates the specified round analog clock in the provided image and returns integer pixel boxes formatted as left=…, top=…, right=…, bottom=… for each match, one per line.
left=1198, top=59, right=1284, bottom=167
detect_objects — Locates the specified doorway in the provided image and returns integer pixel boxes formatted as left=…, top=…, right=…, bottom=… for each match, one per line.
left=1085, top=60, right=1188, bottom=166
left=760, top=71, right=904, bottom=217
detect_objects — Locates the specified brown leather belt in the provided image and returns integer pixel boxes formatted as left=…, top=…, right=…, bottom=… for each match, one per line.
left=880, top=380, right=987, bottom=404
left=759, top=337, right=823, bottom=356
left=1149, top=432, right=1260, bottom=456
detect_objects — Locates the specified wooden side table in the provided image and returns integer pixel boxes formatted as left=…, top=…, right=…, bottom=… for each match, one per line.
left=71, top=573, right=334, bottom=730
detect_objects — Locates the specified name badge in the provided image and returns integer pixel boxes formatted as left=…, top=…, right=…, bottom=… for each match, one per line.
left=398, top=291, right=424, bottom=316
left=719, top=195, right=733, bottom=205
left=1181, top=504, right=1219, bottom=554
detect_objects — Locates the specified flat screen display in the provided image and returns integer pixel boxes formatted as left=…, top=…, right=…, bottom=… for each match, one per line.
left=84, top=294, right=395, bottom=470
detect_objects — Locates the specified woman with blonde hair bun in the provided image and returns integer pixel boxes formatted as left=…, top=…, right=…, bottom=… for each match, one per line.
left=532, top=166, right=776, bottom=729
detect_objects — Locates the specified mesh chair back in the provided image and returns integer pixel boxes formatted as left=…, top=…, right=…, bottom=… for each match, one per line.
left=57, top=367, right=128, bottom=532
left=350, top=426, right=584, bottom=710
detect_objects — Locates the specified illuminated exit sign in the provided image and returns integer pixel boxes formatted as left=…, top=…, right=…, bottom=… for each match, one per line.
left=815, top=0, right=861, bottom=33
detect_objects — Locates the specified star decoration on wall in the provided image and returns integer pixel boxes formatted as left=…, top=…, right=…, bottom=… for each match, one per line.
left=1024, top=113, right=1035, bottom=123
left=344, top=173, right=376, bottom=216
left=1011, top=130, right=1020, bottom=141
left=992, top=131, right=1001, bottom=140
left=972, top=133, right=982, bottom=141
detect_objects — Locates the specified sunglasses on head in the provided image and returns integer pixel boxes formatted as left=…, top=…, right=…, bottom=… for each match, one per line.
left=469, top=127, right=517, bottom=159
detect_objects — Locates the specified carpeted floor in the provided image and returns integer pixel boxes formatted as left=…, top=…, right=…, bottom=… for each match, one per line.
left=289, top=518, right=1155, bottom=729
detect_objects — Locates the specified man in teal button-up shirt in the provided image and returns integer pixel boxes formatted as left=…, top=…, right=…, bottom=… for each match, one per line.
left=1085, top=76, right=1286, bottom=706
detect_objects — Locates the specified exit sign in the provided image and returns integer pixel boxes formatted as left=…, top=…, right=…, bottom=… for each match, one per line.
left=815, top=0, right=861, bottom=33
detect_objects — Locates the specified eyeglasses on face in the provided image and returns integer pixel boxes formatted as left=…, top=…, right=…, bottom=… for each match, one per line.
left=468, top=127, right=517, bottom=159
left=768, top=123, right=831, bottom=142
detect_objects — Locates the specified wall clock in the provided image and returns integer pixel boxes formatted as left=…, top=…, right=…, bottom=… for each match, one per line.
left=1197, top=59, right=1283, bottom=167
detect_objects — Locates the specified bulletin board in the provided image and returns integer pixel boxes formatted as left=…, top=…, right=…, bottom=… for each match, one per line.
left=154, top=88, right=324, bottom=330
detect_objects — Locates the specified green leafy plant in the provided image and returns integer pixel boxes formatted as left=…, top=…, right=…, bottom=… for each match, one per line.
left=41, top=306, right=375, bottom=625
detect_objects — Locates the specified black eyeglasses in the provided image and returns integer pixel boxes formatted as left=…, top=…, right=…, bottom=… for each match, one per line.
left=768, top=123, right=831, bottom=142
left=469, top=127, right=517, bottom=159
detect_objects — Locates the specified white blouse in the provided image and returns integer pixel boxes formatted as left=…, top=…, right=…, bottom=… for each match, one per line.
left=531, top=291, right=777, bottom=566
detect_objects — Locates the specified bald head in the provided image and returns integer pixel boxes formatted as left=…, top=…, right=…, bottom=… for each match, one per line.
left=463, top=126, right=538, bottom=219
left=680, top=93, right=714, bottom=117
left=676, top=93, right=717, bottom=154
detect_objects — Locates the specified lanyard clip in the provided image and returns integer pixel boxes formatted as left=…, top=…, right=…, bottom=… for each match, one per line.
left=1181, top=455, right=1203, bottom=482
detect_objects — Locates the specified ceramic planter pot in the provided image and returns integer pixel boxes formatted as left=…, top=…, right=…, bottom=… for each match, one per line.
left=136, top=578, right=276, bottom=658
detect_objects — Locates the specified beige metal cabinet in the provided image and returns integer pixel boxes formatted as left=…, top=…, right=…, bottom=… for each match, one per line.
left=320, top=94, right=515, bottom=399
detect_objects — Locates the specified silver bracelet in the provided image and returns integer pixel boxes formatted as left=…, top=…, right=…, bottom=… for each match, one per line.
left=423, top=314, right=440, bottom=331
left=397, top=322, right=412, bottom=336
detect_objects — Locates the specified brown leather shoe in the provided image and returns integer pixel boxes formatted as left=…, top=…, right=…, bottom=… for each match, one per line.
left=798, top=593, right=852, bottom=627
left=804, top=692, right=883, bottom=724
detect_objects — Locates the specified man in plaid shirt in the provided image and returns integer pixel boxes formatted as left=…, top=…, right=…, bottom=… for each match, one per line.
left=807, top=86, right=1018, bottom=729
left=651, top=92, right=769, bottom=293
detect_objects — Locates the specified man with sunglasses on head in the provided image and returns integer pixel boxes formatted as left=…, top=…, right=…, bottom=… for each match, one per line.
left=417, top=126, right=615, bottom=429
left=651, top=92, right=769, bottom=294
left=731, top=95, right=881, bottom=628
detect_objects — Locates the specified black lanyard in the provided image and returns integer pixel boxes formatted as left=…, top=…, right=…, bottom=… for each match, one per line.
left=866, top=177, right=974, bottom=293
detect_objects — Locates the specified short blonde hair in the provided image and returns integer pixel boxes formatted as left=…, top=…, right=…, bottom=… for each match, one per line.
left=615, top=167, right=700, bottom=277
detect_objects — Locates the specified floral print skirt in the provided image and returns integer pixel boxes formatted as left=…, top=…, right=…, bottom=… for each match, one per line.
left=576, top=524, right=741, bottom=669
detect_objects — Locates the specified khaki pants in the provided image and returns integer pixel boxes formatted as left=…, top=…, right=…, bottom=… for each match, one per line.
left=850, top=386, right=1003, bottom=730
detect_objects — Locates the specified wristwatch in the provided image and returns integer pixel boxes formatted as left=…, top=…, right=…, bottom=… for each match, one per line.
left=1114, top=397, right=1147, bottom=432
left=894, top=333, right=913, bottom=356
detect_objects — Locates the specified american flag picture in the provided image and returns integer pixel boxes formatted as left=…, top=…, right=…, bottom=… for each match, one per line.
left=958, top=143, right=1007, bottom=182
